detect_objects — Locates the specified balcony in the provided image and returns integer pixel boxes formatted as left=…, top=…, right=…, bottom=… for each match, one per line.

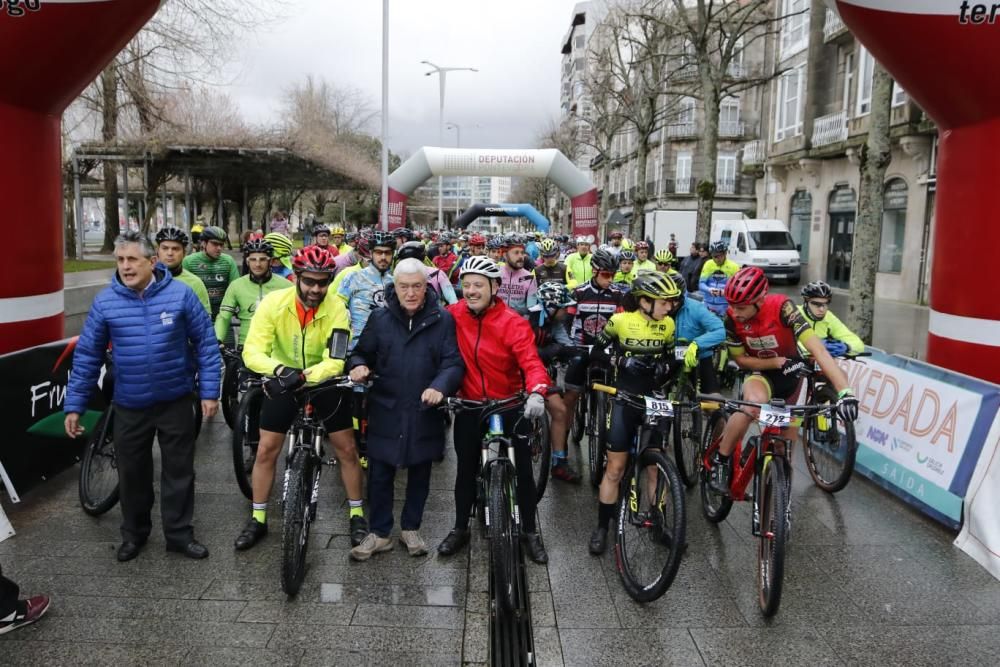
left=717, top=178, right=737, bottom=195
left=719, top=120, right=746, bottom=138
left=666, top=122, right=698, bottom=139
left=812, top=111, right=848, bottom=147
left=824, top=8, right=849, bottom=41
left=664, top=177, right=696, bottom=195
left=742, top=139, right=765, bottom=165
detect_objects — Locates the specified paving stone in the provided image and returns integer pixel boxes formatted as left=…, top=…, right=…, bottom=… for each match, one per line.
left=689, top=627, right=840, bottom=667
left=559, top=628, right=703, bottom=666
left=237, top=600, right=357, bottom=625
left=823, top=625, right=1000, bottom=666
left=350, top=603, right=465, bottom=629
left=0, top=641, right=190, bottom=666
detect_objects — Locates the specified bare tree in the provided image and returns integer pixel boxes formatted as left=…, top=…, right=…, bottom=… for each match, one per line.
left=846, top=63, right=893, bottom=343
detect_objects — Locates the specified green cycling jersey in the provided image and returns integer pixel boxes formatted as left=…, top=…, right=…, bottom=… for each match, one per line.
left=182, top=251, right=240, bottom=318
left=214, top=273, right=293, bottom=345
left=796, top=305, right=865, bottom=356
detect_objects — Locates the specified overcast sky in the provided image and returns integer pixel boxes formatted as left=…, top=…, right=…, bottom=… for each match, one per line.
left=224, top=0, right=582, bottom=156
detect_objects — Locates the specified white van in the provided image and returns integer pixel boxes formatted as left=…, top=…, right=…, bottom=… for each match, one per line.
left=710, top=219, right=801, bottom=285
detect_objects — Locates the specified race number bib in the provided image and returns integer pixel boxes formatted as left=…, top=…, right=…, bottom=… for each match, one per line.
left=759, top=404, right=791, bottom=428
left=675, top=345, right=689, bottom=361
left=645, top=396, right=674, bottom=418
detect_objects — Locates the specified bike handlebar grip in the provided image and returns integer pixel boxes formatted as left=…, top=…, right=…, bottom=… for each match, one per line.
left=699, top=400, right=723, bottom=411
left=591, top=383, right=617, bottom=396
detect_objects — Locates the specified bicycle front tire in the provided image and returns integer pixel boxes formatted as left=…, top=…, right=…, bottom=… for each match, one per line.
left=79, top=408, right=120, bottom=516
left=698, top=410, right=733, bottom=523
left=588, top=392, right=608, bottom=488
left=281, top=450, right=314, bottom=597
left=757, top=456, right=789, bottom=617
left=804, top=412, right=857, bottom=493
left=232, top=387, right=264, bottom=499
left=489, top=463, right=518, bottom=614
left=672, top=380, right=703, bottom=488
left=531, top=412, right=552, bottom=503
left=221, top=357, right=240, bottom=430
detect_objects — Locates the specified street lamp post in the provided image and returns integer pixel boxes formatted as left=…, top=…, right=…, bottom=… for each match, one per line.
left=380, top=0, right=390, bottom=231
left=421, top=61, right=477, bottom=228
left=445, top=121, right=462, bottom=216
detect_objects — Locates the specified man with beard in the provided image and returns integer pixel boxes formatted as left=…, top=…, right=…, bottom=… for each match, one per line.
left=496, top=235, right=538, bottom=319
left=182, top=226, right=240, bottom=320
left=214, top=238, right=293, bottom=347
left=155, top=227, right=210, bottom=314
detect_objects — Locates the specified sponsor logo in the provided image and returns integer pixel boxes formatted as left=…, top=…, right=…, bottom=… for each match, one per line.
left=745, top=335, right=778, bottom=350
left=867, top=426, right=890, bottom=447
left=582, top=314, right=607, bottom=336
left=917, top=452, right=946, bottom=476
left=160, top=311, right=174, bottom=327
left=1, top=0, right=39, bottom=18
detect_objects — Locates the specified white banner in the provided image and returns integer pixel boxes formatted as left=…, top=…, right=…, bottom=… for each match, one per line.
left=0, top=503, right=13, bottom=543
left=954, top=412, right=1000, bottom=580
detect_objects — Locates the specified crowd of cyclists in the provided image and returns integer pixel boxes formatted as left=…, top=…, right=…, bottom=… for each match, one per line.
left=144, top=219, right=862, bottom=562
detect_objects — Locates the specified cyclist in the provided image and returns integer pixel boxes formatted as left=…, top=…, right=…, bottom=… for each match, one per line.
left=312, top=223, right=337, bottom=256
left=438, top=256, right=551, bottom=564
left=154, top=226, right=210, bottom=313
left=525, top=233, right=541, bottom=261
left=497, top=236, right=538, bottom=318
left=670, top=273, right=726, bottom=396
left=333, top=231, right=370, bottom=283
left=465, top=233, right=487, bottom=258
left=236, top=246, right=366, bottom=550
left=330, top=226, right=351, bottom=255
left=588, top=272, right=681, bottom=555
left=565, top=237, right=594, bottom=288
left=562, top=249, right=626, bottom=439
left=396, top=240, right=457, bottom=306
left=432, top=235, right=459, bottom=282
left=215, top=239, right=293, bottom=347
left=654, top=249, right=675, bottom=273
left=534, top=281, right=581, bottom=483
left=698, top=242, right=736, bottom=316
left=633, top=241, right=656, bottom=274
left=182, top=226, right=240, bottom=321
left=535, top=238, right=567, bottom=284
left=614, top=249, right=637, bottom=288
left=337, top=230, right=395, bottom=352
left=264, top=232, right=295, bottom=280
left=798, top=281, right=864, bottom=357
left=486, top=236, right=506, bottom=263
left=607, top=229, right=624, bottom=257
left=707, top=267, right=859, bottom=494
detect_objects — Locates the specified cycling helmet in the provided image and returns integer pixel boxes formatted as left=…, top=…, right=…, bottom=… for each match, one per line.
left=155, top=226, right=189, bottom=247
left=394, top=228, right=415, bottom=241
left=631, top=272, right=682, bottom=300
left=619, top=249, right=637, bottom=262
left=312, top=223, right=331, bottom=235
left=292, top=245, right=336, bottom=274
left=634, top=240, right=650, bottom=251
left=486, top=236, right=506, bottom=251
left=505, top=234, right=525, bottom=248
left=469, top=233, right=486, bottom=246
left=370, top=230, right=395, bottom=250
left=242, top=238, right=273, bottom=257
left=801, top=280, right=833, bottom=300
left=460, top=234, right=469, bottom=242
left=396, top=240, right=427, bottom=262
left=200, top=226, right=226, bottom=243
left=709, top=240, right=728, bottom=255
left=345, top=231, right=358, bottom=243
left=575, top=236, right=590, bottom=245
left=354, top=234, right=372, bottom=259
left=609, top=230, right=623, bottom=239
left=331, top=226, right=346, bottom=236
left=590, top=248, right=619, bottom=272
left=537, top=281, right=575, bottom=311
left=459, top=255, right=502, bottom=281
left=539, top=238, right=559, bottom=257
left=654, top=249, right=674, bottom=265
left=621, top=238, right=635, bottom=251
left=725, top=266, right=769, bottom=306
left=264, top=233, right=293, bottom=258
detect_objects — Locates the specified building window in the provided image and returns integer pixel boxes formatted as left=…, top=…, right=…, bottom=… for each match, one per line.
left=774, top=65, right=805, bottom=141
left=719, top=96, right=741, bottom=136
left=779, top=0, right=809, bottom=60
left=675, top=152, right=692, bottom=194
left=678, top=96, right=696, bottom=124
left=717, top=152, right=737, bottom=194
left=856, top=46, right=874, bottom=117
left=573, top=81, right=585, bottom=99
left=841, top=51, right=854, bottom=114
left=789, top=190, right=812, bottom=262
left=575, top=34, right=586, bottom=49
left=892, top=81, right=907, bottom=107
left=879, top=178, right=907, bottom=273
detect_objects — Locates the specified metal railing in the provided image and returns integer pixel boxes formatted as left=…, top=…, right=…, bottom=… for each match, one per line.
left=666, top=122, right=698, bottom=139
left=742, top=140, right=765, bottom=165
left=824, top=8, right=848, bottom=41
left=812, top=110, right=849, bottom=147
left=719, top=120, right=746, bottom=137
left=665, top=177, right=696, bottom=195
left=716, top=178, right=737, bottom=195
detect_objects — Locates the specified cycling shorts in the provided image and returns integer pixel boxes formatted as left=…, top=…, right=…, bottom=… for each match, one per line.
left=259, top=388, right=353, bottom=434
left=745, top=370, right=802, bottom=402
left=605, top=401, right=664, bottom=453
left=565, top=352, right=610, bottom=392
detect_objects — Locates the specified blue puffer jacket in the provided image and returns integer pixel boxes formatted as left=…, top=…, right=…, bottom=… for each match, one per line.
left=673, top=297, right=726, bottom=359
left=65, top=265, right=221, bottom=414
left=699, top=270, right=729, bottom=316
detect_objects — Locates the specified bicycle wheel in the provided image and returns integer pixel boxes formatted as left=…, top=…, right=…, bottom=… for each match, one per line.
left=587, top=392, right=608, bottom=488
left=530, top=412, right=552, bottom=503
left=672, top=381, right=702, bottom=488
left=615, top=447, right=686, bottom=603
left=78, top=408, right=120, bottom=516
left=698, top=410, right=733, bottom=523
left=281, top=449, right=314, bottom=597
left=571, top=390, right=586, bottom=445
left=488, top=463, right=518, bottom=613
left=803, top=409, right=857, bottom=493
left=757, top=456, right=790, bottom=616
left=232, top=387, right=264, bottom=500
left=221, top=357, right=240, bottom=430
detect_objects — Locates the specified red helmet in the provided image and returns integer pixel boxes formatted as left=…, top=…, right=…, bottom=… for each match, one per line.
left=292, top=245, right=336, bottom=274
left=469, top=233, right=486, bottom=245
left=354, top=234, right=372, bottom=259
left=635, top=241, right=650, bottom=251
left=725, top=266, right=769, bottom=306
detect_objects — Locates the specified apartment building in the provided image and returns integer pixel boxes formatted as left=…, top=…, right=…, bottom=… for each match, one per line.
left=745, top=0, right=937, bottom=303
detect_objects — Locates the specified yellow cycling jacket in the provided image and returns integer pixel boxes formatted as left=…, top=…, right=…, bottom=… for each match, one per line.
left=242, top=286, right=350, bottom=383
left=796, top=305, right=865, bottom=355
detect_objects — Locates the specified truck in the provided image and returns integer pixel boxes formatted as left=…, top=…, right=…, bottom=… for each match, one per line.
left=710, top=218, right=801, bottom=285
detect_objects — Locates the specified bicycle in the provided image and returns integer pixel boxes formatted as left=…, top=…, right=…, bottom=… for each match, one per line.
left=220, top=346, right=245, bottom=430
left=231, top=374, right=265, bottom=500
left=662, top=344, right=703, bottom=488
left=279, top=375, right=359, bottom=597
left=563, top=346, right=610, bottom=488
left=696, top=393, right=838, bottom=616
left=443, top=393, right=537, bottom=614
left=591, top=383, right=686, bottom=603
left=800, top=352, right=869, bottom=493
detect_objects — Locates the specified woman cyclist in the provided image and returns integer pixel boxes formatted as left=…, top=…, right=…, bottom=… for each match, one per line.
left=588, top=272, right=682, bottom=555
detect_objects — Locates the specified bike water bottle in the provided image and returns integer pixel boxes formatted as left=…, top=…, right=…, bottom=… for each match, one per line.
left=488, top=414, right=504, bottom=436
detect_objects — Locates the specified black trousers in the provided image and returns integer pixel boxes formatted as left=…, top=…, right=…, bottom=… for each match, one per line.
left=453, top=408, right=537, bottom=533
left=113, top=395, right=197, bottom=546
left=367, top=458, right=433, bottom=537
left=0, top=563, right=18, bottom=617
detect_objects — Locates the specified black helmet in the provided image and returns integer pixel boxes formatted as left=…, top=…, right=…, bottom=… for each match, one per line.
left=312, top=223, right=331, bottom=235
left=590, top=248, right=619, bottom=272
left=396, top=241, right=427, bottom=262
left=200, top=226, right=227, bottom=243
left=155, top=226, right=189, bottom=247
left=242, top=238, right=273, bottom=257
left=370, top=230, right=395, bottom=250
left=709, top=240, right=728, bottom=255
left=801, top=280, right=833, bottom=300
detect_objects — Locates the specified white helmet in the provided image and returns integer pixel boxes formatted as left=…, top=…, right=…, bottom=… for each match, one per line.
left=459, top=255, right=502, bottom=280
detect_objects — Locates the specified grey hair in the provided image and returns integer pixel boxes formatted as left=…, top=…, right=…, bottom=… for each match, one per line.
left=393, top=258, right=428, bottom=282
left=114, top=231, right=157, bottom=259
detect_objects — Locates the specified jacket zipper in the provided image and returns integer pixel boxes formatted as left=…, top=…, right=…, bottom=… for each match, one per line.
left=473, top=314, right=487, bottom=399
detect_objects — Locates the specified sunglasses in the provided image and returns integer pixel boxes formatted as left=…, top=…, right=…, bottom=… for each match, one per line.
left=807, top=300, right=830, bottom=308
left=299, top=275, right=332, bottom=288
left=596, top=270, right=616, bottom=279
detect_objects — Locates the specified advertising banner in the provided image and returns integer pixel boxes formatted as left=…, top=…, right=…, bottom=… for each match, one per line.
left=841, top=349, right=1000, bottom=529
left=954, top=412, right=1000, bottom=580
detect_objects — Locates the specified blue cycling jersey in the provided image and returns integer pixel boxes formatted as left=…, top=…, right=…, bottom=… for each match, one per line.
left=336, top=264, right=394, bottom=351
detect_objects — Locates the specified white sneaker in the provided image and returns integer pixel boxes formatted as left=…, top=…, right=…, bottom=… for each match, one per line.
left=350, top=533, right=393, bottom=561
left=399, top=530, right=429, bottom=556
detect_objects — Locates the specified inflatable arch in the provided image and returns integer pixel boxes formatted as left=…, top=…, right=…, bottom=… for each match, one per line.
left=381, top=147, right=598, bottom=240
left=832, top=0, right=1000, bottom=382
left=455, top=203, right=550, bottom=232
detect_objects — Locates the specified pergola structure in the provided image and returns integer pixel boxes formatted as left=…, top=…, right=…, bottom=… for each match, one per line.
left=70, top=142, right=371, bottom=258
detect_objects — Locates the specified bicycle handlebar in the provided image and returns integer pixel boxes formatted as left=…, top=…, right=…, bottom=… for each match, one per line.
left=696, top=394, right=836, bottom=418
